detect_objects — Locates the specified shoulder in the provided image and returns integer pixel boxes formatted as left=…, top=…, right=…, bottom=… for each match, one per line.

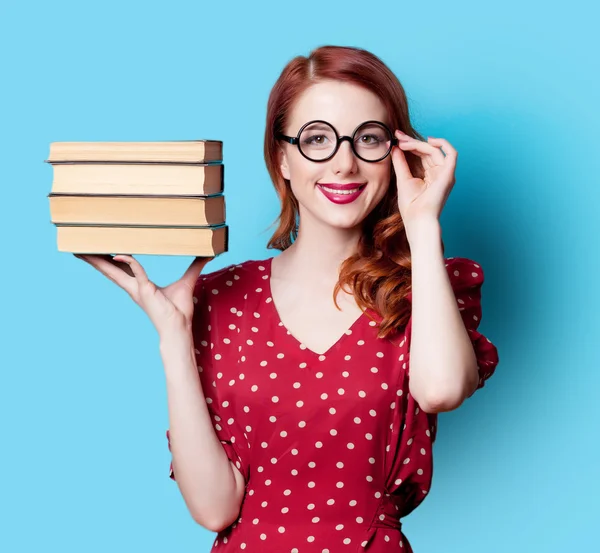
left=202, top=257, right=271, bottom=286
left=445, top=256, right=482, bottom=271
left=194, top=257, right=272, bottom=303
left=444, top=256, right=485, bottom=288
left=406, top=256, right=483, bottom=304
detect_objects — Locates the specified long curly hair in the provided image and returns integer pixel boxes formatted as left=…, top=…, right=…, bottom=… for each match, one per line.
left=263, top=45, right=444, bottom=338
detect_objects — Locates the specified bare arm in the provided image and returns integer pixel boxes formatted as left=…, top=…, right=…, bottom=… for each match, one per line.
left=73, top=254, right=245, bottom=531
left=407, top=220, right=480, bottom=413
left=161, top=325, right=245, bottom=532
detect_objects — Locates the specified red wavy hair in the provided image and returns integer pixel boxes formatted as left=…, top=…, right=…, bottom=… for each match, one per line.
left=263, top=45, right=445, bottom=338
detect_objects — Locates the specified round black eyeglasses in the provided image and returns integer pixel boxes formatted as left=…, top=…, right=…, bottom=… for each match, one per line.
left=276, top=120, right=398, bottom=163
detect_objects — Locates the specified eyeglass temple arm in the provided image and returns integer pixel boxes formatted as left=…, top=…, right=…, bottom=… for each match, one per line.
left=276, top=134, right=298, bottom=145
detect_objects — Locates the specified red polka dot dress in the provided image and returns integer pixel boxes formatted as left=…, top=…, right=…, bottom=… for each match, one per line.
left=166, top=256, right=499, bottom=552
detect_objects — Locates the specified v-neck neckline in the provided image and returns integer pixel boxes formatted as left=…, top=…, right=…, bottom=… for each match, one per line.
left=263, top=256, right=369, bottom=358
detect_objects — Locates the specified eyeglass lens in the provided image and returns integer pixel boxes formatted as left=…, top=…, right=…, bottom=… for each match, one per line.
left=298, top=121, right=393, bottom=161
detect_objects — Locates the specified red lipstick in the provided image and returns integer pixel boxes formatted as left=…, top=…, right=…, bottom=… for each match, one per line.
left=317, top=182, right=367, bottom=205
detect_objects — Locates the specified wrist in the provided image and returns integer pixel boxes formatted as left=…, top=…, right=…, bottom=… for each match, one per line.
left=406, top=218, right=442, bottom=250
left=159, top=324, right=194, bottom=353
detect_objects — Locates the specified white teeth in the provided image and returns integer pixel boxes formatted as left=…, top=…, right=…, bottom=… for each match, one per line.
left=320, top=186, right=361, bottom=195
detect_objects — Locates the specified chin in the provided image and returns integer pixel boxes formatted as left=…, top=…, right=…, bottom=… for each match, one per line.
left=315, top=207, right=369, bottom=230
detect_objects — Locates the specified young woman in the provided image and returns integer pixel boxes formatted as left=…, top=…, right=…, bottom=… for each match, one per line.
left=76, top=46, right=499, bottom=553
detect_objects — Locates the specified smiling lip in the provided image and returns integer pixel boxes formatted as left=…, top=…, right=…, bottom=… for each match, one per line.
left=317, top=182, right=367, bottom=204
left=317, top=182, right=366, bottom=190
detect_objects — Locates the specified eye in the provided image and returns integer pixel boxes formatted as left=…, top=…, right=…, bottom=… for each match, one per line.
left=357, top=133, right=382, bottom=145
left=302, top=134, right=330, bottom=146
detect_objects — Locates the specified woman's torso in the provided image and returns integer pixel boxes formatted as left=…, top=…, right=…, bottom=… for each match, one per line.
left=192, top=257, right=436, bottom=552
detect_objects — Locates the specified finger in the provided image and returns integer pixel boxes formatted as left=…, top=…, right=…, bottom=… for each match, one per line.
left=98, top=255, right=135, bottom=277
left=391, top=144, right=414, bottom=185
left=397, top=135, right=446, bottom=166
left=181, top=256, right=213, bottom=289
left=76, top=253, right=130, bottom=276
left=427, top=137, right=457, bottom=160
left=75, top=254, right=137, bottom=294
left=112, top=255, right=149, bottom=284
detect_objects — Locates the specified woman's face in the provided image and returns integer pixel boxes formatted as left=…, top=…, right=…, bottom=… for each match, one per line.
left=279, top=79, right=392, bottom=231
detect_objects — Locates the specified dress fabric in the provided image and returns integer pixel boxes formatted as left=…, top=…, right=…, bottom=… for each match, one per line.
left=166, top=256, right=499, bottom=552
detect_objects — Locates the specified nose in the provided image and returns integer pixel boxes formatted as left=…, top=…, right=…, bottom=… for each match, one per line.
left=331, top=137, right=358, bottom=175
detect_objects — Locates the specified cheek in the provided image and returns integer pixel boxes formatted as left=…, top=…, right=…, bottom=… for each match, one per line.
left=288, top=157, right=321, bottom=186
left=367, top=163, right=392, bottom=192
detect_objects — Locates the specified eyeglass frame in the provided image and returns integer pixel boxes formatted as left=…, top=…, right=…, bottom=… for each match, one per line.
left=276, top=119, right=399, bottom=163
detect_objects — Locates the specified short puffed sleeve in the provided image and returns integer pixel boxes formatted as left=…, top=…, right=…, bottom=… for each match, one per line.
left=166, top=270, right=249, bottom=483
left=446, top=256, right=499, bottom=395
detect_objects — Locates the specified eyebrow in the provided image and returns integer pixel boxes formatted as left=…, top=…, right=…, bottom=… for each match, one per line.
left=303, top=123, right=335, bottom=132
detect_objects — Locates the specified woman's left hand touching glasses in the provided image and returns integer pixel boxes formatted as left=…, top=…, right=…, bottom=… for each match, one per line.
left=391, top=130, right=457, bottom=241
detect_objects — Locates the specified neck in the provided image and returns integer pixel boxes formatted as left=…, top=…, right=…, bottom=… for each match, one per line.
left=274, top=210, right=362, bottom=286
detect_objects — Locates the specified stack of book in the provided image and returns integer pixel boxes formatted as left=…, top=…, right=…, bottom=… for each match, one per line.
left=46, top=140, right=228, bottom=256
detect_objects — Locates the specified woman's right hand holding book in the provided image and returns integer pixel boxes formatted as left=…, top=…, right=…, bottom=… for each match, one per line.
left=74, top=253, right=244, bottom=528
left=73, top=254, right=212, bottom=339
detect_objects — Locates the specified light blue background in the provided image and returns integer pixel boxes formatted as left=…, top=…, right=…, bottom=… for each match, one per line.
left=1, top=1, right=598, bottom=551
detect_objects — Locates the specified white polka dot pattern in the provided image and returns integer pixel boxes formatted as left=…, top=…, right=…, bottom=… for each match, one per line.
left=165, top=256, right=499, bottom=552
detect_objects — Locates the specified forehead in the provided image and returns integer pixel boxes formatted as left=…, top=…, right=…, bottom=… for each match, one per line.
left=287, top=80, right=388, bottom=134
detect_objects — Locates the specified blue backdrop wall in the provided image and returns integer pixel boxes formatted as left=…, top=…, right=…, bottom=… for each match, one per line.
left=1, top=1, right=598, bottom=551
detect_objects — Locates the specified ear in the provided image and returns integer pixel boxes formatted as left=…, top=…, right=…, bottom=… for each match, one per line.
left=279, top=146, right=291, bottom=181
